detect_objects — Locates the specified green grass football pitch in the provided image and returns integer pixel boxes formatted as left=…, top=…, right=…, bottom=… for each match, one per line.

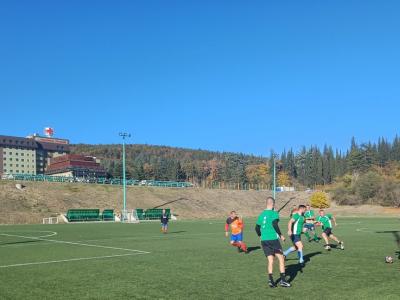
left=0, top=217, right=399, bottom=299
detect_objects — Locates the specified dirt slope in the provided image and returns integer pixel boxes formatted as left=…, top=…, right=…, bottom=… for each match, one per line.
left=0, top=180, right=397, bottom=224
left=0, top=180, right=310, bottom=224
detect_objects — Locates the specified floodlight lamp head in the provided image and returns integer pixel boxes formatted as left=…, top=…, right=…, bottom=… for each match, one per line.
left=119, top=132, right=131, bottom=139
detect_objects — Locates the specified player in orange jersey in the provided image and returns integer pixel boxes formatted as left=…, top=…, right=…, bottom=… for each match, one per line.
left=225, top=211, right=248, bottom=253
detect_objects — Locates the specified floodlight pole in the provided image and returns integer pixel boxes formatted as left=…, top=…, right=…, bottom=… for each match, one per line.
left=119, top=132, right=131, bottom=222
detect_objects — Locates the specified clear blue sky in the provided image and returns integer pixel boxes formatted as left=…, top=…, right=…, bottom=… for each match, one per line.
left=1, top=1, right=399, bottom=155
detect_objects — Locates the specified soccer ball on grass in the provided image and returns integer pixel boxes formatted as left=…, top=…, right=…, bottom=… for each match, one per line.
left=385, top=256, right=394, bottom=264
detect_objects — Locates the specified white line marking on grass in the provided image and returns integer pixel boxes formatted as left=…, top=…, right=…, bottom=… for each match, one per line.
left=338, top=221, right=362, bottom=225
left=1, top=232, right=219, bottom=248
left=356, top=228, right=373, bottom=233
left=0, top=253, right=147, bottom=269
left=0, top=233, right=150, bottom=254
left=1, top=231, right=58, bottom=238
left=36, top=231, right=58, bottom=238
left=77, top=231, right=224, bottom=243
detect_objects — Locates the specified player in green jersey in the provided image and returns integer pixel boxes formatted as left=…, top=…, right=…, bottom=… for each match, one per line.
left=283, top=205, right=306, bottom=265
left=315, top=210, right=344, bottom=251
left=255, top=197, right=291, bottom=288
left=303, top=204, right=319, bottom=242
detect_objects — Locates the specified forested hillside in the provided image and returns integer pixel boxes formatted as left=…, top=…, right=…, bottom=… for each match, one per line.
left=71, top=136, right=400, bottom=191
left=70, top=144, right=267, bottom=187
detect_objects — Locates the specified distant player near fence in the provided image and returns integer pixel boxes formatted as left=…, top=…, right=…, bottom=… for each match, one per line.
left=160, top=209, right=169, bottom=234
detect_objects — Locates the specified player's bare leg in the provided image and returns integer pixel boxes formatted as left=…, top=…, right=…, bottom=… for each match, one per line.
left=266, top=255, right=277, bottom=288
left=329, top=234, right=339, bottom=243
left=267, top=255, right=274, bottom=274
left=330, top=234, right=344, bottom=250
left=321, top=232, right=331, bottom=250
left=277, top=254, right=285, bottom=273
left=276, top=254, right=291, bottom=287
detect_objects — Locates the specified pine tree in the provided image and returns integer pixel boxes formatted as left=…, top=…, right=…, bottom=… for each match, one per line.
left=391, top=135, right=400, bottom=161
left=377, top=137, right=391, bottom=166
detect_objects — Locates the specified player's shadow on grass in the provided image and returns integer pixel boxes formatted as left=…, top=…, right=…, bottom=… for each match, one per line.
left=376, top=230, right=400, bottom=256
left=330, top=244, right=340, bottom=250
left=0, top=239, right=41, bottom=246
left=167, top=231, right=186, bottom=234
left=247, top=246, right=261, bottom=253
left=285, top=251, right=322, bottom=283
left=375, top=230, right=400, bottom=243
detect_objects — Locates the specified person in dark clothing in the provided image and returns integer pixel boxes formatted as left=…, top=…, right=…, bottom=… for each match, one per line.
left=160, top=209, right=169, bottom=234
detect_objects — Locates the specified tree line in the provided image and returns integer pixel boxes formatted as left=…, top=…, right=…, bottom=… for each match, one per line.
left=71, top=135, right=400, bottom=188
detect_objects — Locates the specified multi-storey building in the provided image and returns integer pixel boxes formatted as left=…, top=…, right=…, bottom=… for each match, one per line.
left=0, top=134, right=70, bottom=175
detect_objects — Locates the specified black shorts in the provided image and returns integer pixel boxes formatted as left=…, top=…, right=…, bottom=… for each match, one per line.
left=323, top=228, right=332, bottom=236
left=304, top=223, right=315, bottom=231
left=261, top=240, right=282, bottom=257
left=290, top=234, right=302, bottom=244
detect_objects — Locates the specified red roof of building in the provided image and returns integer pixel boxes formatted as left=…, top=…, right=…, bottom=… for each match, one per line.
left=46, top=154, right=106, bottom=174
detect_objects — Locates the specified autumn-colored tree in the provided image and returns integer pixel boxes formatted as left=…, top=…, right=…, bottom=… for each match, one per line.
left=277, top=171, right=291, bottom=186
left=310, top=191, right=330, bottom=208
left=143, top=163, right=154, bottom=179
left=245, top=164, right=270, bottom=185
left=206, top=159, right=222, bottom=183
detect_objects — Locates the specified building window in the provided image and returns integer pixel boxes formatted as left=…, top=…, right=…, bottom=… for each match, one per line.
left=16, top=164, right=19, bottom=167
left=3, top=169, right=6, bottom=172
left=21, top=165, right=24, bottom=168
left=3, top=151, right=5, bottom=156
left=21, top=159, right=24, bottom=162
left=15, top=153, right=18, bottom=156
left=16, top=158, right=19, bottom=161
left=3, top=163, right=6, bottom=167
left=9, top=152, right=12, bottom=155
left=21, top=153, right=24, bottom=156
left=9, top=164, right=12, bottom=167
left=9, top=158, right=12, bottom=161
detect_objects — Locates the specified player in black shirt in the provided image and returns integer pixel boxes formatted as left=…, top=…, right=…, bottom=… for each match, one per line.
left=161, top=209, right=169, bottom=234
